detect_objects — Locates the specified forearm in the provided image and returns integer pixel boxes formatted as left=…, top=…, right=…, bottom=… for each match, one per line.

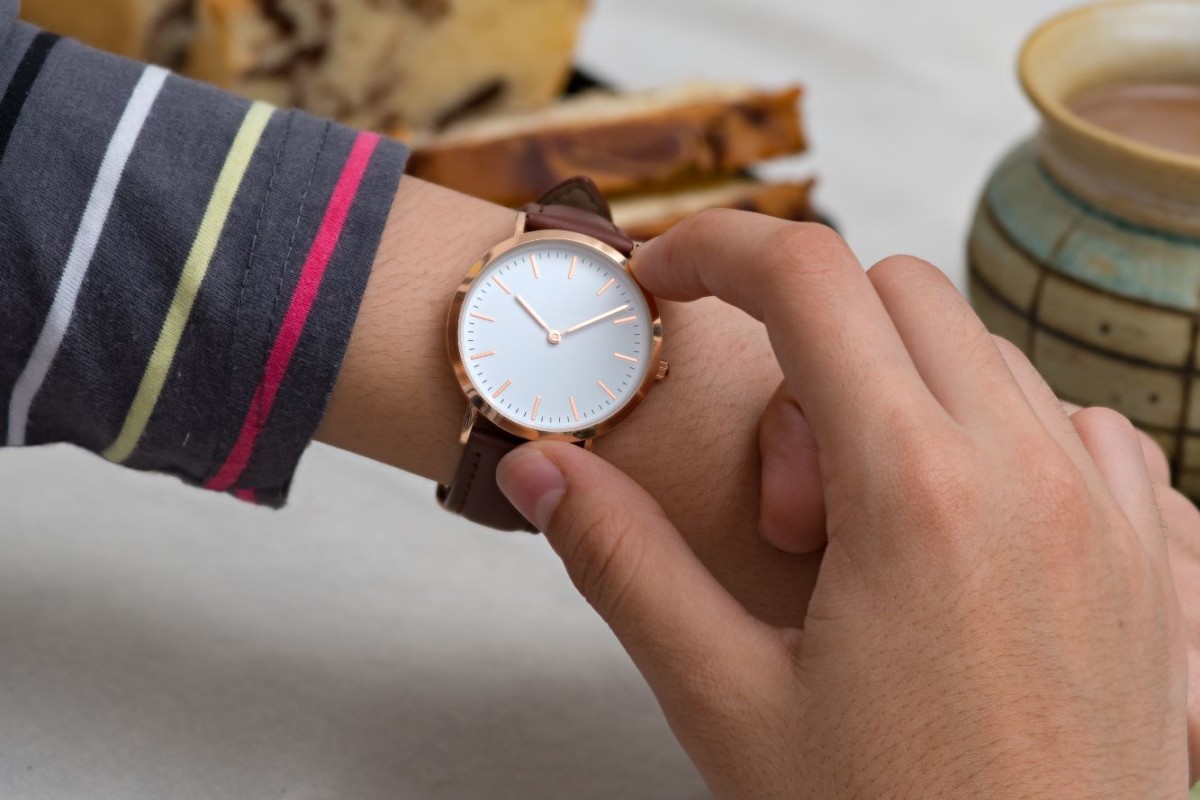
left=317, top=177, right=819, bottom=624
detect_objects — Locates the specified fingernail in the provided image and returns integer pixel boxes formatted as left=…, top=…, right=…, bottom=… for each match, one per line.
left=496, top=445, right=566, bottom=531
left=629, top=237, right=657, bottom=278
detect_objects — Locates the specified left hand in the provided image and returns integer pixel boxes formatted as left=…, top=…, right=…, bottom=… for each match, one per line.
left=319, top=177, right=825, bottom=626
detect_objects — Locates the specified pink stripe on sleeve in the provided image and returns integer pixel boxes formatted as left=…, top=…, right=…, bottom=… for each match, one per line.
left=206, top=132, right=381, bottom=494
left=233, top=488, right=258, bottom=504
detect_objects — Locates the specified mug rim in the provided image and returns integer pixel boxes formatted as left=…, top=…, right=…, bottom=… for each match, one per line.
left=1019, top=0, right=1200, bottom=176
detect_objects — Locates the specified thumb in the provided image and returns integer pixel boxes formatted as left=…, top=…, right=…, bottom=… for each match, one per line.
left=497, top=441, right=776, bottom=691
left=758, top=381, right=826, bottom=553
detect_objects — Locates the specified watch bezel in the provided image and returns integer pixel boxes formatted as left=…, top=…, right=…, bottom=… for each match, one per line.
left=447, top=229, right=663, bottom=443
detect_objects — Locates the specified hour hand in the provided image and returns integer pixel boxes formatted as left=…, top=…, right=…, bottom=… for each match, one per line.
left=515, top=294, right=561, bottom=343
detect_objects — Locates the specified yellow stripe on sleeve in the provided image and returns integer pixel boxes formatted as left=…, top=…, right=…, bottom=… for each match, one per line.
left=104, top=101, right=274, bottom=464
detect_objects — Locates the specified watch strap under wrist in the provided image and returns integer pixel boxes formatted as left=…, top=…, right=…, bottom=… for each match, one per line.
left=437, top=419, right=536, bottom=532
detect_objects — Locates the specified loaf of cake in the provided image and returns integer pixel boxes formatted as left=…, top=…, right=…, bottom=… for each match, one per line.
left=406, top=83, right=807, bottom=206
left=20, top=0, right=591, bottom=131
left=611, top=178, right=818, bottom=241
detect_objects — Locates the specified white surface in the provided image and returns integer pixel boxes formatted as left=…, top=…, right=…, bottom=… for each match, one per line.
left=0, top=1, right=1079, bottom=797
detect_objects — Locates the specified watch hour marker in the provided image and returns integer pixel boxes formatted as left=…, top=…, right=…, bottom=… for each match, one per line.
left=614, top=352, right=639, bottom=363
left=598, top=380, right=616, bottom=400
left=597, top=277, right=616, bottom=296
left=530, top=253, right=540, bottom=279
left=531, top=395, right=541, bottom=420
left=613, top=315, right=637, bottom=325
left=569, top=395, right=580, bottom=422
left=470, top=312, right=495, bottom=322
left=493, top=379, right=512, bottom=399
left=568, top=255, right=578, bottom=280
left=493, top=275, right=512, bottom=294
left=470, top=350, right=496, bottom=360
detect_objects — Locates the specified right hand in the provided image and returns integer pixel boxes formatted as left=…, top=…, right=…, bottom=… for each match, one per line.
left=498, top=213, right=1189, bottom=798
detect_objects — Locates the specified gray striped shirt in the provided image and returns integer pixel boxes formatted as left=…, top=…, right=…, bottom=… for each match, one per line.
left=0, top=0, right=408, bottom=505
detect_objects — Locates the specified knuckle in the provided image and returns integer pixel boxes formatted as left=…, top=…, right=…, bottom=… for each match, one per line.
left=1018, top=451, right=1095, bottom=545
left=991, top=334, right=1041, bottom=378
left=990, top=333, right=1027, bottom=364
left=685, top=206, right=739, bottom=232
left=757, top=223, right=851, bottom=293
left=886, top=431, right=1096, bottom=561
left=767, top=221, right=848, bottom=267
left=1138, top=431, right=1171, bottom=482
left=870, top=257, right=988, bottom=343
left=878, top=430, right=988, bottom=546
left=871, top=255, right=972, bottom=319
left=669, top=207, right=743, bottom=251
left=1072, top=405, right=1137, bottom=444
left=868, top=254, right=944, bottom=286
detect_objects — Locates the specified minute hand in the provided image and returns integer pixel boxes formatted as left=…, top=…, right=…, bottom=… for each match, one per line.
left=564, top=304, right=631, bottom=335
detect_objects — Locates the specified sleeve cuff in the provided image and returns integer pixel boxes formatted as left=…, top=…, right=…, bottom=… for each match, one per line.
left=0, top=37, right=406, bottom=505
left=195, top=113, right=408, bottom=507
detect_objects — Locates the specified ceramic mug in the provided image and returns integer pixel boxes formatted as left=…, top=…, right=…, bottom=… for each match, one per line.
left=968, top=0, right=1200, bottom=497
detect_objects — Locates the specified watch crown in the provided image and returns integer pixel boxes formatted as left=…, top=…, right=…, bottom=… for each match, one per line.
left=655, top=360, right=671, bottom=382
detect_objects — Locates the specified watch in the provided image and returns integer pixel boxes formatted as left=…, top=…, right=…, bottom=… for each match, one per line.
left=438, top=177, right=669, bottom=531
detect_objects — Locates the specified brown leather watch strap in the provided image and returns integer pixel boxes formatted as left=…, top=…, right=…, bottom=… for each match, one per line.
left=439, top=176, right=629, bottom=532
left=521, top=176, right=635, bottom=257
left=529, top=175, right=614, bottom=217
left=437, top=419, right=536, bottom=532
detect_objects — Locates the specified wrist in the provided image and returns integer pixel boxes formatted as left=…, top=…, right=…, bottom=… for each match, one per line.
left=315, top=176, right=516, bottom=485
left=317, top=176, right=816, bottom=626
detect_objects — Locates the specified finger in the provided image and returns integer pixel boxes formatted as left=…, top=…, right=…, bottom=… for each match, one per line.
left=1164, top=484, right=1200, bottom=563
left=497, top=441, right=782, bottom=691
left=1063, top=397, right=1172, bottom=486
left=868, top=256, right=1034, bottom=427
left=634, top=213, right=941, bottom=458
left=1136, top=429, right=1172, bottom=486
left=1185, top=647, right=1195, bottom=786
left=758, top=382, right=826, bottom=553
left=1071, top=407, right=1168, bottom=567
left=1159, top=487, right=1200, bottom=779
left=992, top=337, right=1104, bottom=481
left=1064, top=395, right=1173, bottom=555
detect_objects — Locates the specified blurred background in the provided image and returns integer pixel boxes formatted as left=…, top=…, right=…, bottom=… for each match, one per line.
left=0, top=1, right=1083, bottom=797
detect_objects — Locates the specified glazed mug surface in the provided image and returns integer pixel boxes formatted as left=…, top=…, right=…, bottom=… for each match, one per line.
left=968, top=0, right=1200, bottom=497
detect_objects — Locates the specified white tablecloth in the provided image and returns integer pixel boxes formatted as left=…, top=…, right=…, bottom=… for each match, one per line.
left=0, top=1, right=1079, bottom=797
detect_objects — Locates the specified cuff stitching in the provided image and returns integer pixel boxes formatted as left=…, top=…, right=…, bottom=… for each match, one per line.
left=204, top=110, right=293, bottom=478
left=225, top=117, right=332, bottom=490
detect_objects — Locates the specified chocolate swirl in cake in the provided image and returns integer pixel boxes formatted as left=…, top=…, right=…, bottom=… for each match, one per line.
left=177, top=0, right=588, bottom=131
left=434, top=79, right=508, bottom=131
left=238, top=0, right=334, bottom=108
left=149, top=0, right=197, bottom=70
left=401, top=0, right=451, bottom=23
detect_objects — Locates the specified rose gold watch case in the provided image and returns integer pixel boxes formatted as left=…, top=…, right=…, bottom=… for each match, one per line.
left=447, top=227, right=664, bottom=444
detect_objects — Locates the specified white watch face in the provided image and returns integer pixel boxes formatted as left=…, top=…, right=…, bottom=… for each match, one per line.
left=458, top=240, right=655, bottom=435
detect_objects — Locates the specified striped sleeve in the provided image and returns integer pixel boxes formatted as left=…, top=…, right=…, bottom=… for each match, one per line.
left=0, top=19, right=408, bottom=506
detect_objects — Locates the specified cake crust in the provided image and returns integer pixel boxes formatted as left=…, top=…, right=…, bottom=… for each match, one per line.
left=407, top=85, right=807, bottom=206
